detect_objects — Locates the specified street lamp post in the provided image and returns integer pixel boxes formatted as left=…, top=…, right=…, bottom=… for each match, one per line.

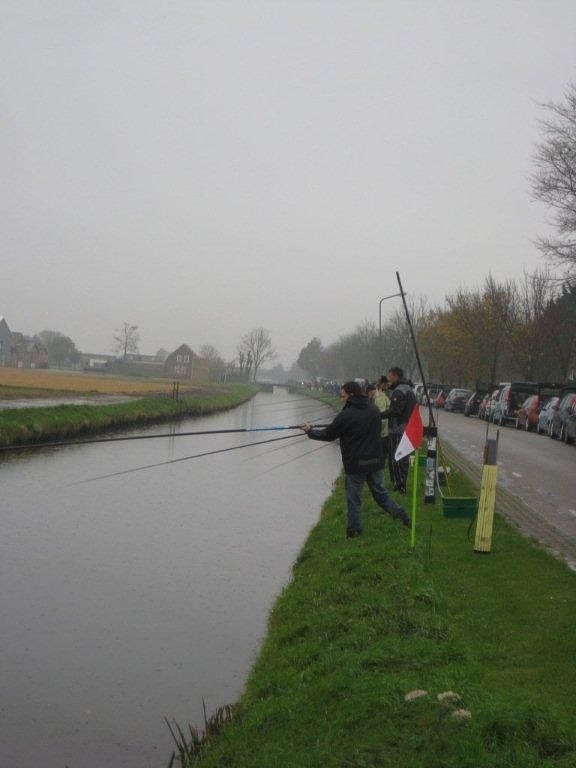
left=378, top=292, right=402, bottom=339
left=378, top=292, right=403, bottom=374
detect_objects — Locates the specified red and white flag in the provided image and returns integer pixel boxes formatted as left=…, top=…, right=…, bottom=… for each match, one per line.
left=394, top=405, right=424, bottom=461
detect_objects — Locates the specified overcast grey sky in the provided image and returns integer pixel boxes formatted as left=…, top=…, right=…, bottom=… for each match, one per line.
left=2, top=1, right=575, bottom=365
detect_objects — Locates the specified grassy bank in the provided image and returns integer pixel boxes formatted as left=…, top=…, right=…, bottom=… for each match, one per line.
left=182, top=452, right=576, bottom=766
left=0, top=384, right=257, bottom=448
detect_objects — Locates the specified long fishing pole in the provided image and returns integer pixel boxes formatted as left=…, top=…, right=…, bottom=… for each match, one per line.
left=245, top=409, right=333, bottom=461
left=66, top=432, right=304, bottom=487
left=0, top=423, right=330, bottom=454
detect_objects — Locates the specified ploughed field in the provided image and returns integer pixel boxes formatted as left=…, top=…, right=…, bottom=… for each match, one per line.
left=0, top=367, right=182, bottom=397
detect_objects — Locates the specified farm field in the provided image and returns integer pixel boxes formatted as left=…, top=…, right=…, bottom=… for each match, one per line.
left=0, top=382, right=257, bottom=448
left=0, top=367, right=181, bottom=397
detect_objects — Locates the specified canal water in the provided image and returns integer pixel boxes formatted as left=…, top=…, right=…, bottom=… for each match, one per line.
left=0, top=389, right=341, bottom=768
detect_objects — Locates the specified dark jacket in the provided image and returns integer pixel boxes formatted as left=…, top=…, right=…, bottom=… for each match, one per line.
left=381, top=379, right=417, bottom=434
left=306, top=394, right=383, bottom=474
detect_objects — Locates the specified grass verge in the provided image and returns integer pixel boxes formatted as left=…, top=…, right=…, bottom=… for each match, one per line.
left=0, top=384, right=257, bottom=448
left=181, top=449, right=576, bottom=766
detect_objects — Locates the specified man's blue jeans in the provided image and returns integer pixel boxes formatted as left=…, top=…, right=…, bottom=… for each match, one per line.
left=344, top=469, right=407, bottom=533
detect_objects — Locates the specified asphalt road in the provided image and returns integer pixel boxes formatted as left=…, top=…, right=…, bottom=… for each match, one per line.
left=431, top=407, right=576, bottom=563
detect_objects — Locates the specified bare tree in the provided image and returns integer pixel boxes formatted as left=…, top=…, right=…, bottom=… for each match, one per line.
left=509, top=269, right=554, bottom=379
left=199, top=344, right=226, bottom=382
left=532, top=83, right=576, bottom=272
left=113, top=323, right=140, bottom=360
left=238, top=328, right=275, bottom=382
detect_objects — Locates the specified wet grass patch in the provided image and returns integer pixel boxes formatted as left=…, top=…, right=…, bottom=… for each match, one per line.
left=0, top=384, right=256, bottom=448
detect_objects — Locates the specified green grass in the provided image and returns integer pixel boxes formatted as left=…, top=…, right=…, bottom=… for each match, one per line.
left=0, top=384, right=257, bottom=447
left=182, top=458, right=576, bottom=768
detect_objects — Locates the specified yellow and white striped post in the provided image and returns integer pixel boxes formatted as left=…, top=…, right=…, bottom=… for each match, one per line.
left=474, top=437, right=499, bottom=553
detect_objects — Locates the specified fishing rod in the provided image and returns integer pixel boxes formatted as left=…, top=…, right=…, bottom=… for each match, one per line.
left=245, top=409, right=333, bottom=460
left=0, top=423, right=331, bottom=454
left=66, top=432, right=305, bottom=487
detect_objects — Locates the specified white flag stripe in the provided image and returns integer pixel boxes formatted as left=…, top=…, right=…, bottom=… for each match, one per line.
left=395, top=433, right=416, bottom=462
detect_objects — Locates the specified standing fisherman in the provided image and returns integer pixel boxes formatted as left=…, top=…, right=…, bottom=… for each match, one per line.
left=381, top=367, right=417, bottom=494
left=300, top=380, right=410, bottom=538
left=372, top=375, right=391, bottom=475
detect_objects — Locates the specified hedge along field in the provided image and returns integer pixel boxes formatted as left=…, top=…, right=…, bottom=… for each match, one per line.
left=182, top=444, right=576, bottom=767
left=0, top=367, right=177, bottom=396
left=0, top=384, right=257, bottom=448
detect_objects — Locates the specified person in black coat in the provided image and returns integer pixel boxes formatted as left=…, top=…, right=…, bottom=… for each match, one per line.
left=380, top=367, right=417, bottom=493
left=300, top=380, right=409, bottom=538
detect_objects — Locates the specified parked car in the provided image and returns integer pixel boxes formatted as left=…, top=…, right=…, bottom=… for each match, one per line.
left=484, top=388, right=501, bottom=422
left=549, top=391, right=576, bottom=443
left=478, top=391, right=493, bottom=420
left=561, top=397, right=576, bottom=444
left=492, top=382, right=538, bottom=426
left=516, top=394, right=542, bottom=431
left=464, top=391, right=485, bottom=417
left=444, top=388, right=473, bottom=413
left=434, top=389, right=449, bottom=408
left=537, top=396, right=560, bottom=435
left=413, top=383, right=425, bottom=404
left=422, top=384, right=451, bottom=407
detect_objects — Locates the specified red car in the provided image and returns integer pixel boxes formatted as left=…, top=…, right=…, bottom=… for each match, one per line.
left=434, top=390, right=448, bottom=408
left=516, top=394, right=544, bottom=431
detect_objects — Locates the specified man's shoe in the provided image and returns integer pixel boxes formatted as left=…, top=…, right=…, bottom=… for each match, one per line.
left=394, top=511, right=411, bottom=527
left=346, top=528, right=361, bottom=539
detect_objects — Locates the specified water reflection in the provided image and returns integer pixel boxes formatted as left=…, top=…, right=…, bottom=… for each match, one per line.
left=0, top=389, right=340, bottom=767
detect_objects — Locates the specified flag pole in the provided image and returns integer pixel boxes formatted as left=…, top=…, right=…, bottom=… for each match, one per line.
left=395, top=271, right=437, bottom=504
left=410, top=447, right=419, bottom=548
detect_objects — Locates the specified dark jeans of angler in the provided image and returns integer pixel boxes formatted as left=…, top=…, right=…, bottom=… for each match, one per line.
left=388, top=431, right=410, bottom=492
left=344, top=469, right=408, bottom=533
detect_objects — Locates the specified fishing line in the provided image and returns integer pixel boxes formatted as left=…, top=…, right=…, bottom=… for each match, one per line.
left=246, top=435, right=309, bottom=461
left=66, top=433, right=303, bottom=487
left=244, top=410, right=331, bottom=460
left=254, top=442, right=335, bottom=478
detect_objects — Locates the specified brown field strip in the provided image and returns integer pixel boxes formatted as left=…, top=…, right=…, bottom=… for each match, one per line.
left=0, top=368, right=176, bottom=396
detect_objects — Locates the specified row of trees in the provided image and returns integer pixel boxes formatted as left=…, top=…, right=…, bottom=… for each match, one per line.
left=295, top=272, right=576, bottom=387
left=201, top=328, right=277, bottom=383
left=111, top=323, right=277, bottom=383
left=420, top=274, right=575, bottom=385
left=33, top=330, right=80, bottom=368
left=12, top=322, right=278, bottom=383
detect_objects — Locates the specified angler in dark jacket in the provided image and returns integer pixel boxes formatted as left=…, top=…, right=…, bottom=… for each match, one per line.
left=381, top=367, right=417, bottom=493
left=301, top=380, right=409, bottom=538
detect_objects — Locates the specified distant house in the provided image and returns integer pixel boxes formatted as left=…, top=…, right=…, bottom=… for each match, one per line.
left=10, top=332, right=48, bottom=369
left=164, top=344, right=209, bottom=383
left=82, top=355, right=113, bottom=371
left=0, top=317, right=13, bottom=366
